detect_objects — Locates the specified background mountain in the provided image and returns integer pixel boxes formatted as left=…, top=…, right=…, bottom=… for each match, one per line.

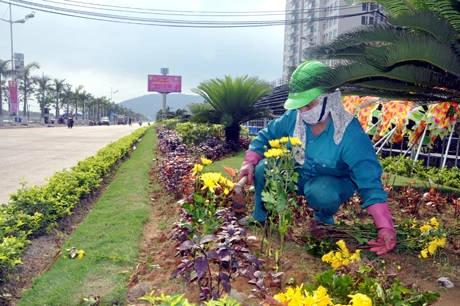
left=119, top=93, right=204, bottom=121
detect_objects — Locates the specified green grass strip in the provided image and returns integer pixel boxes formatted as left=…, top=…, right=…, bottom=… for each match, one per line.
left=18, top=128, right=157, bottom=306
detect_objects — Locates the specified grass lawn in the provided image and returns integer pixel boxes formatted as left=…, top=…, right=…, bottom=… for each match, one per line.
left=18, top=128, right=156, bottom=305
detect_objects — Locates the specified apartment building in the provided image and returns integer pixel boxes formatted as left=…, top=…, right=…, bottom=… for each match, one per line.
left=282, top=0, right=384, bottom=83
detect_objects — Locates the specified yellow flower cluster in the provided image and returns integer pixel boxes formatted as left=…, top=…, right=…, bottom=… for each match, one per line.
left=274, top=285, right=372, bottom=306
left=191, top=158, right=213, bottom=176
left=420, top=217, right=439, bottom=233
left=201, top=157, right=213, bottom=165
left=418, top=217, right=446, bottom=258
left=420, top=237, right=447, bottom=258
left=190, top=156, right=235, bottom=199
left=265, top=137, right=303, bottom=159
left=264, top=148, right=288, bottom=159
left=191, top=163, right=204, bottom=176
left=346, top=293, right=373, bottom=306
left=274, top=285, right=332, bottom=306
left=200, top=172, right=235, bottom=194
left=269, top=137, right=303, bottom=148
left=321, top=240, right=361, bottom=269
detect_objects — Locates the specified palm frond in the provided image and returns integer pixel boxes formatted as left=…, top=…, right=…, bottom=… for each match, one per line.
left=382, top=35, right=460, bottom=75
left=389, top=11, right=458, bottom=44
left=319, top=62, right=460, bottom=101
left=422, top=0, right=460, bottom=31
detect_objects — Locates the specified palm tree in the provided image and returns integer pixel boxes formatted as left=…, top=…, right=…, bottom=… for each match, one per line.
left=192, top=75, right=273, bottom=151
left=308, top=0, right=460, bottom=103
left=33, top=74, right=52, bottom=119
left=19, top=62, right=40, bottom=119
left=63, top=84, right=72, bottom=117
left=51, top=79, right=66, bottom=119
left=73, top=85, right=85, bottom=118
left=0, top=59, right=10, bottom=116
left=188, top=102, right=221, bottom=123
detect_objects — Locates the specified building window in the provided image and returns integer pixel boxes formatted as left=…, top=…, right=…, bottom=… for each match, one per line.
left=361, top=16, right=367, bottom=25
left=362, top=3, right=368, bottom=11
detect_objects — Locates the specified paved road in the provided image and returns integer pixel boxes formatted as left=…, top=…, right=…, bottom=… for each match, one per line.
left=0, top=124, right=142, bottom=204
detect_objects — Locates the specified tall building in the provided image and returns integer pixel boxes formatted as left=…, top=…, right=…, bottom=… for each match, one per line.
left=282, top=0, right=384, bottom=83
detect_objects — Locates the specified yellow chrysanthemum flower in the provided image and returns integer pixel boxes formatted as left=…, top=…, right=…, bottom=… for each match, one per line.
left=322, top=240, right=361, bottom=269
left=348, top=293, right=373, bottom=306
left=280, top=136, right=289, bottom=144
left=200, top=172, right=221, bottom=193
left=289, top=137, right=302, bottom=147
left=420, top=249, right=429, bottom=258
left=264, top=148, right=286, bottom=159
left=427, top=237, right=446, bottom=255
left=336, top=239, right=350, bottom=256
left=268, top=139, right=281, bottom=148
left=429, top=217, right=439, bottom=229
left=191, top=163, right=204, bottom=176
left=77, top=250, right=85, bottom=259
left=313, top=286, right=333, bottom=306
left=274, top=285, right=333, bottom=306
left=201, top=157, right=213, bottom=165
left=420, top=224, right=432, bottom=233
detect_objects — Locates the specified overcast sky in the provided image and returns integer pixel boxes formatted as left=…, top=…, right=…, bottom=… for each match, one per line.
left=0, top=0, right=285, bottom=108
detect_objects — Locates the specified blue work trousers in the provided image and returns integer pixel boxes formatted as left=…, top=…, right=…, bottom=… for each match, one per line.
left=252, top=159, right=355, bottom=224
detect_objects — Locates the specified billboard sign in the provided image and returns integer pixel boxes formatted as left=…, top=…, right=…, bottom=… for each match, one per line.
left=148, top=74, right=182, bottom=93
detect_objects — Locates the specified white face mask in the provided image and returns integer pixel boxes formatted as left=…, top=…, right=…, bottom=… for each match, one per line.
left=299, top=98, right=329, bottom=124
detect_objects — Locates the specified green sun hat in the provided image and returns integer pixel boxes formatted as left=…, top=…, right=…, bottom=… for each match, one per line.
left=284, top=61, right=331, bottom=110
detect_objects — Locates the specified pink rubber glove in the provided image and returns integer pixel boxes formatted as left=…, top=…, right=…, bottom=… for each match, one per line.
left=367, top=203, right=396, bottom=255
left=238, top=150, right=263, bottom=185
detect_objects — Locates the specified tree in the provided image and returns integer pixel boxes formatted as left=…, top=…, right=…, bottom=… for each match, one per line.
left=50, top=78, right=66, bottom=119
left=19, top=62, right=40, bottom=118
left=309, top=0, right=460, bottom=103
left=0, top=59, right=10, bottom=116
left=33, top=74, right=52, bottom=118
left=192, top=75, right=273, bottom=151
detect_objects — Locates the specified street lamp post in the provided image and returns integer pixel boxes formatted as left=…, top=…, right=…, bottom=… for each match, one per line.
left=110, top=89, right=118, bottom=123
left=1, top=3, right=34, bottom=119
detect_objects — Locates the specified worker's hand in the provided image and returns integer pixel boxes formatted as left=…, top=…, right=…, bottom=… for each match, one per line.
left=368, top=228, right=396, bottom=255
left=237, top=150, right=263, bottom=186
left=367, top=203, right=397, bottom=255
left=238, top=163, right=255, bottom=185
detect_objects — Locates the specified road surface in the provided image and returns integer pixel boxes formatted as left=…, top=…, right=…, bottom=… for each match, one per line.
left=0, top=124, right=142, bottom=204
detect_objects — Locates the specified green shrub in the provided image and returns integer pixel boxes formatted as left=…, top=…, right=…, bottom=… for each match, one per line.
left=174, top=122, right=224, bottom=146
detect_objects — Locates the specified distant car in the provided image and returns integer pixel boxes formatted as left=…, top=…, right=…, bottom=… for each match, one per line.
left=99, top=117, right=110, bottom=125
left=117, top=117, right=126, bottom=125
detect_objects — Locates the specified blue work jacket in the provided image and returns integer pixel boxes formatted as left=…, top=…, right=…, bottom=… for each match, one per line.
left=248, top=110, right=387, bottom=209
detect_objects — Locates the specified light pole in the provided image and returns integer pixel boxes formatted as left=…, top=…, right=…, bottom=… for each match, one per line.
left=110, top=88, right=119, bottom=102
left=110, top=89, right=118, bottom=123
left=1, top=4, right=34, bottom=118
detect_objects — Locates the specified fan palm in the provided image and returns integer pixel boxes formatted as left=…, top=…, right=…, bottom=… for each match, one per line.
left=192, top=75, right=273, bottom=151
left=309, top=0, right=460, bottom=103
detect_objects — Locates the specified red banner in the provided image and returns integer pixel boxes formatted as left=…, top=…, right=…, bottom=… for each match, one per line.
left=8, top=80, right=18, bottom=114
